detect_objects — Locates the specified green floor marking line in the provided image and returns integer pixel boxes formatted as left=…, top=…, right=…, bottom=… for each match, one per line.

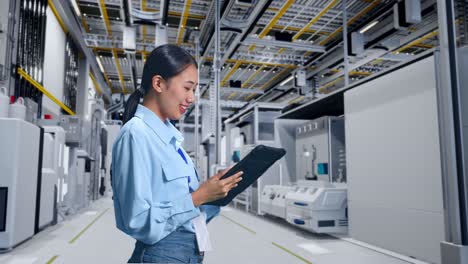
left=69, top=208, right=110, bottom=244
left=220, top=214, right=256, bottom=235
left=272, top=242, right=313, bottom=264
left=46, top=255, right=58, bottom=264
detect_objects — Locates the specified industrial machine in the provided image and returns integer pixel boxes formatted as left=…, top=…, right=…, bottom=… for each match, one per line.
left=41, top=126, right=66, bottom=209
left=37, top=133, right=57, bottom=230
left=295, top=116, right=346, bottom=183
left=103, top=120, right=122, bottom=197
left=224, top=103, right=284, bottom=215
left=0, top=118, right=40, bottom=250
left=285, top=181, right=348, bottom=234
left=260, top=185, right=295, bottom=219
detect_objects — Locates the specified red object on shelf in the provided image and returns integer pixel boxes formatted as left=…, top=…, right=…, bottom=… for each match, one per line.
left=44, top=114, right=52, bottom=120
left=10, top=96, right=15, bottom=104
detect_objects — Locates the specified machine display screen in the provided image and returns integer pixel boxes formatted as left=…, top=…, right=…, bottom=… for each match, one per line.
left=0, top=187, right=7, bottom=231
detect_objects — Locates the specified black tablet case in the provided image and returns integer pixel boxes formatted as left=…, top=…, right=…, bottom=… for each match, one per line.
left=205, top=145, right=286, bottom=206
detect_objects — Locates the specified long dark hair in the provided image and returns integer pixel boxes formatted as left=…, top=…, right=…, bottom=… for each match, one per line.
left=122, top=44, right=197, bottom=124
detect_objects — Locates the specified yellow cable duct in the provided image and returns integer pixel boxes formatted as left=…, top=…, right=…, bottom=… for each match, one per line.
left=112, top=50, right=127, bottom=94
left=48, top=0, right=68, bottom=33
left=221, top=61, right=242, bottom=86
left=277, top=0, right=340, bottom=54
left=99, top=0, right=127, bottom=93
left=89, top=73, right=102, bottom=95
left=319, top=0, right=381, bottom=46
left=394, top=30, right=438, bottom=53
left=245, top=68, right=290, bottom=100
left=177, top=0, right=193, bottom=45
left=17, top=68, right=75, bottom=115
left=227, top=65, right=266, bottom=100
left=249, top=0, right=295, bottom=51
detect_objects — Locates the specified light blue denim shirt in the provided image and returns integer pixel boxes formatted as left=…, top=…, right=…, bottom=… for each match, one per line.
left=112, top=104, right=220, bottom=245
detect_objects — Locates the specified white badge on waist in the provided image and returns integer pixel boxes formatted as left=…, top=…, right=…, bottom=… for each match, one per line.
left=193, top=212, right=212, bottom=252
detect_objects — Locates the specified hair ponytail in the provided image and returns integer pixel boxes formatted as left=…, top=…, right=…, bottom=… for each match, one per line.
left=121, top=44, right=197, bottom=125
left=122, top=88, right=144, bottom=124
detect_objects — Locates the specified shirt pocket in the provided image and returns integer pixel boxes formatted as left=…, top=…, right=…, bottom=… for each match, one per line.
left=161, top=162, right=191, bottom=198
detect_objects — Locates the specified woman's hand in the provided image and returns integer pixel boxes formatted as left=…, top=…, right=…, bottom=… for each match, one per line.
left=191, top=167, right=243, bottom=206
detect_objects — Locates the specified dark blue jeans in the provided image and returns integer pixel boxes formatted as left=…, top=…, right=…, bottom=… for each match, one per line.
left=128, top=227, right=204, bottom=263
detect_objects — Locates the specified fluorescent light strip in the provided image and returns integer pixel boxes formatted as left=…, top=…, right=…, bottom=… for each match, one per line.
left=71, top=0, right=81, bottom=17
left=96, top=57, right=105, bottom=73
left=280, top=75, right=294, bottom=86
left=359, top=20, right=379, bottom=34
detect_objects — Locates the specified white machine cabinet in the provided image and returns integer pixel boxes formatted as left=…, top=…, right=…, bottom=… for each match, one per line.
left=0, top=118, right=40, bottom=250
left=285, top=181, right=348, bottom=233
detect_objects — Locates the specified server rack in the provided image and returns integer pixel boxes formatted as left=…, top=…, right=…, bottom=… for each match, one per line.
left=14, top=0, right=47, bottom=117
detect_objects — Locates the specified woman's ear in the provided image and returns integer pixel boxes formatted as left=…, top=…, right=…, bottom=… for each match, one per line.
left=151, top=75, right=164, bottom=93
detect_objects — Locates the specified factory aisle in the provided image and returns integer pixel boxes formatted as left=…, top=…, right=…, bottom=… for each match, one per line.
left=0, top=197, right=427, bottom=264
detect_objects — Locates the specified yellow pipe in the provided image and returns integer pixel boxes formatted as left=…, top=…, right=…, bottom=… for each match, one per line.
left=250, top=0, right=295, bottom=51
left=92, top=48, right=114, bottom=91
left=292, top=0, right=340, bottom=41
left=271, top=25, right=330, bottom=35
left=48, top=0, right=68, bottom=33
left=142, top=0, right=148, bottom=61
left=245, top=68, right=290, bottom=100
left=221, top=62, right=242, bottom=86
left=288, top=95, right=305, bottom=105
left=81, top=17, right=90, bottom=32
left=227, top=65, right=266, bottom=100
left=17, top=68, right=75, bottom=115
left=242, top=66, right=266, bottom=88
left=394, top=31, right=438, bottom=53
left=413, top=43, right=434, bottom=49
left=99, top=0, right=113, bottom=36
left=112, top=50, right=127, bottom=93
left=89, top=73, right=102, bottom=95
left=319, top=0, right=381, bottom=46
left=177, top=0, right=193, bottom=45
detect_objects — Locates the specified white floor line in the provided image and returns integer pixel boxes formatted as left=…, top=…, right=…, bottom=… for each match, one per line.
left=336, top=236, right=431, bottom=264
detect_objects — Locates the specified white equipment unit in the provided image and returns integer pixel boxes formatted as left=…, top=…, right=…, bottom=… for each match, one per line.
left=260, top=185, right=295, bottom=219
left=285, top=181, right=348, bottom=234
left=76, top=149, right=91, bottom=211
left=0, top=118, right=40, bottom=250
left=104, top=120, right=121, bottom=197
left=38, top=133, right=57, bottom=230
left=224, top=103, right=284, bottom=215
left=41, top=126, right=66, bottom=207
left=295, top=116, right=346, bottom=183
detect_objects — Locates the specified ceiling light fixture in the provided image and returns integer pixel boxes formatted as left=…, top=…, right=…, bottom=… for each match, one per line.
left=280, top=75, right=294, bottom=86
left=96, top=57, right=105, bottom=73
left=359, top=20, right=379, bottom=34
left=71, top=0, right=81, bottom=17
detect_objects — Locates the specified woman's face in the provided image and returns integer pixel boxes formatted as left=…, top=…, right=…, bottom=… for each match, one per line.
left=156, top=64, right=198, bottom=120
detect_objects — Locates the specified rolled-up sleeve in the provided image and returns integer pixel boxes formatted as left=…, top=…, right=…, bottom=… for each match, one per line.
left=112, top=131, right=200, bottom=245
left=200, top=205, right=220, bottom=224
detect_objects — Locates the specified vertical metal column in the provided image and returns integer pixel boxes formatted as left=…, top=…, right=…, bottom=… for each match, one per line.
left=436, top=0, right=468, bottom=263
left=194, top=36, right=200, bottom=167
left=214, top=0, right=221, bottom=164
left=342, top=0, right=349, bottom=86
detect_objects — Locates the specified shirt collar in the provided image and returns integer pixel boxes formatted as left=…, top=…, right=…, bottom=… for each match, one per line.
left=134, top=104, right=184, bottom=147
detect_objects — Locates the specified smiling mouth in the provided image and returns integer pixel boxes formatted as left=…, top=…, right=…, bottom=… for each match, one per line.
left=179, top=104, right=189, bottom=114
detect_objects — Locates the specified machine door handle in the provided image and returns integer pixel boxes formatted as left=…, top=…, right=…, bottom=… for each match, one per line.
left=294, top=202, right=308, bottom=206
left=293, top=219, right=305, bottom=225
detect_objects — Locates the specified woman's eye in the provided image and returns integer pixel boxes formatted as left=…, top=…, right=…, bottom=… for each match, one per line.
left=184, top=87, right=191, bottom=91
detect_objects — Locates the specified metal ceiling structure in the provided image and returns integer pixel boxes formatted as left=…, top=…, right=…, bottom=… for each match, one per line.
left=73, top=0, right=441, bottom=110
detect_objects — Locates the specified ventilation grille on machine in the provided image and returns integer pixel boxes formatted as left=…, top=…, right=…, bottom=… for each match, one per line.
left=338, top=219, right=349, bottom=227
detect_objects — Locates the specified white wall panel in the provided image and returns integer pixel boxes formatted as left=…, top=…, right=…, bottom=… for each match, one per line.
left=42, top=7, right=66, bottom=117
left=344, top=56, right=445, bottom=264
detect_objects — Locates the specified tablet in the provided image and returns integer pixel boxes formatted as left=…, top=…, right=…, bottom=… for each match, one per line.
left=205, top=145, right=286, bottom=206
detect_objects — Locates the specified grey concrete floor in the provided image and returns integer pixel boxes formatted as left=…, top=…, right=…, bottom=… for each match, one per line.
left=0, top=197, right=429, bottom=264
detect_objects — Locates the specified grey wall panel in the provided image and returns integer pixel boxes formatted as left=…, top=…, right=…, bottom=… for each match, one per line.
left=344, top=56, right=445, bottom=264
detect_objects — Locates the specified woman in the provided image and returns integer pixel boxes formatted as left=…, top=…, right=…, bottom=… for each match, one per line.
left=111, top=44, right=243, bottom=263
